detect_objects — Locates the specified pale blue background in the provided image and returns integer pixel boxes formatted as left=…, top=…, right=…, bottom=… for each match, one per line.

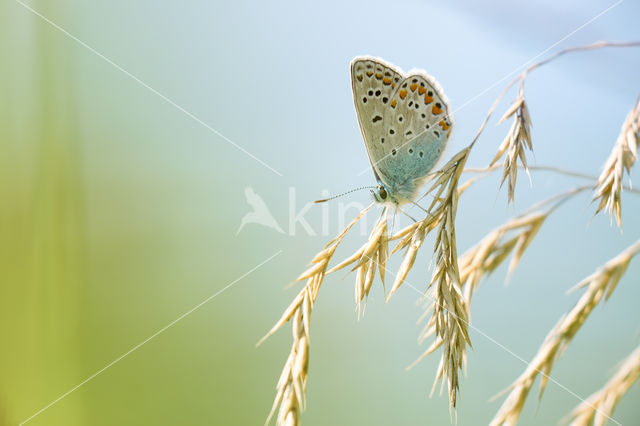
left=2, top=0, right=640, bottom=425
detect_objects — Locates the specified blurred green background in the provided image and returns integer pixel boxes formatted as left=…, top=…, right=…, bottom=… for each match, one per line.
left=1, top=1, right=639, bottom=425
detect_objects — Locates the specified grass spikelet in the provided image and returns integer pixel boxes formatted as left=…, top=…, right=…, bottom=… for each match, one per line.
left=593, top=97, right=640, bottom=227
left=338, top=208, right=389, bottom=317
left=564, top=345, right=640, bottom=426
left=490, top=239, right=640, bottom=426
left=490, top=88, right=533, bottom=203
left=403, top=147, right=472, bottom=408
left=459, top=210, right=547, bottom=304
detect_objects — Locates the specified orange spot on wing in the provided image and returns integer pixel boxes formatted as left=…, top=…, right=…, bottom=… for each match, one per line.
left=439, top=120, right=450, bottom=130
left=392, top=82, right=396, bottom=88
left=399, top=90, right=407, bottom=99
left=375, top=73, right=382, bottom=80
left=366, top=71, right=373, bottom=77
left=383, top=77, right=392, bottom=85
left=424, top=95, right=433, bottom=104
left=410, top=83, right=417, bottom=92
left=390, top=99, right=397, bottom=108
left=432, top=105, right=442, bottom=115
left=418, top=86, right=426, bottom=95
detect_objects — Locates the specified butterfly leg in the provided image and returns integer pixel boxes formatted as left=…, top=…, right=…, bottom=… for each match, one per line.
left=397, top=206, right=417, bottom=223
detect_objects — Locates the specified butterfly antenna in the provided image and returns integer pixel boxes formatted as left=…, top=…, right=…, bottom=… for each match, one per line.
left=314, top=186, right=376, bottom=203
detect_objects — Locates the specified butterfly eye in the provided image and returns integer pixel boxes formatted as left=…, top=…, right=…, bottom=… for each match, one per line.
left=379, top=187, right=387, bottom=200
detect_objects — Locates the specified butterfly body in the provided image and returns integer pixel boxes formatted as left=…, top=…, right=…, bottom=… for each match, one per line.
left=351, top=57, right=453, bottom=205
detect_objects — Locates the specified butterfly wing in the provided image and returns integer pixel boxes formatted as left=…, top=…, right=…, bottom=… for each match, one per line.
left=377, top=72, right=453, bottom=201
left=351, top=57, right=453, bottom=203
left=350, top=57, right=403, bottom=183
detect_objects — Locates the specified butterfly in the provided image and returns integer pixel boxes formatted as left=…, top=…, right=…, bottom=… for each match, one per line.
left=351, top=56, right=453, bottom=205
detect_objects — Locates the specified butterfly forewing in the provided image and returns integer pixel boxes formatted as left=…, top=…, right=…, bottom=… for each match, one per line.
left=351, top=58, right=403, bottom=182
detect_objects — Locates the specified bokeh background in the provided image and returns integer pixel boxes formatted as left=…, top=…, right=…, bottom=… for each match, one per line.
left=1, top=0, right=639, bottom=425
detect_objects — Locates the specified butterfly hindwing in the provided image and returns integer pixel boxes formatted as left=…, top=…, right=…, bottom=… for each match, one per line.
left=377, top=72, right=452, bottom=198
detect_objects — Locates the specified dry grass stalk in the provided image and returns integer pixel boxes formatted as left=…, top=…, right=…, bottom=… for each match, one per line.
left=490, top=239, right=640, bottom=426
left=471, top=42, right=640, bottom=203
left=565, top=344, right=640, bottom=426
left=464, top=164, right=599, bottom=182
left=490, top=86, right=533, bottom=203
left=593, top=97, right=640, bottom=227
left=391, top=147, right=472, bottom=408
left=455, top=174, right=596, bottom=306
left=459, top=210, right=546, bottom=305
left=260, top=204, right=373, bottom=425
left=457, top=185, right=592, bottom=302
